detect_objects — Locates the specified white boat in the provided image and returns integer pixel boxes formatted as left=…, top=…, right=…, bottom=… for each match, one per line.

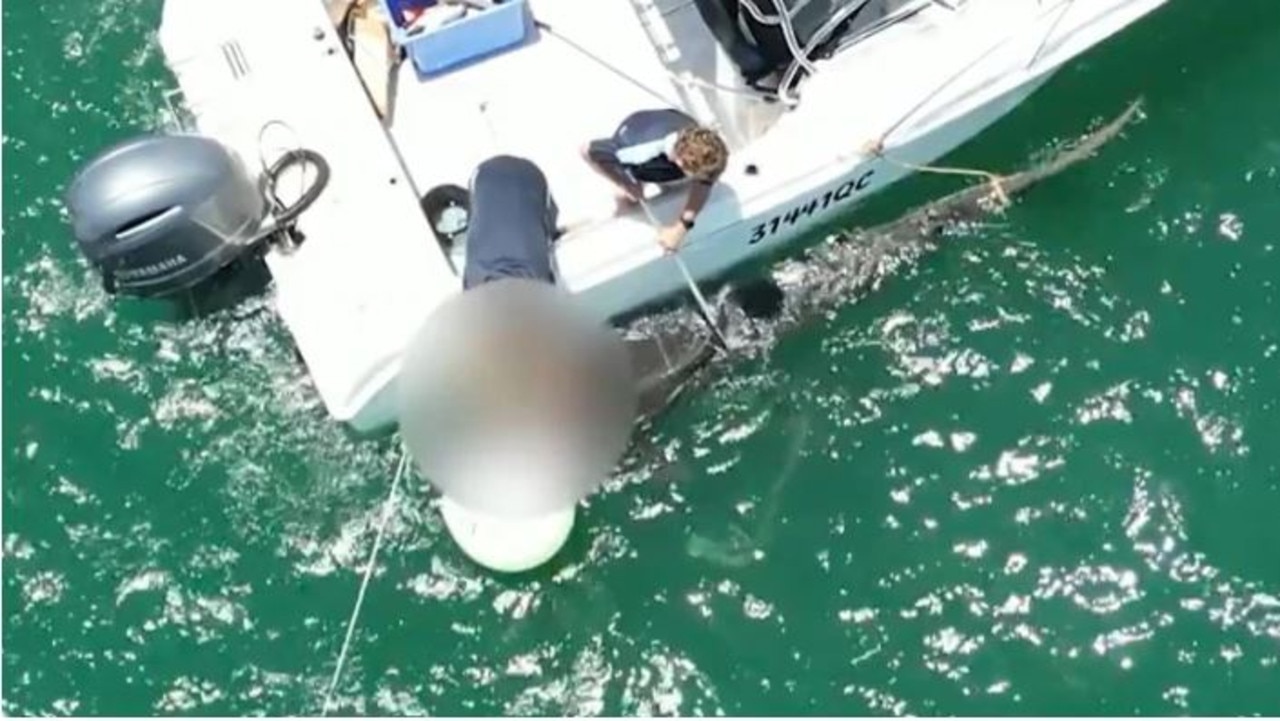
left=67, top=0, right=1169, bottom=435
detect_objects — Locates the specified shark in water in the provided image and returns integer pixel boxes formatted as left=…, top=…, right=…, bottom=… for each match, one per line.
left=623, top=98, right=1145, bottom=425
left=616, top=98, right=1143, bottom=569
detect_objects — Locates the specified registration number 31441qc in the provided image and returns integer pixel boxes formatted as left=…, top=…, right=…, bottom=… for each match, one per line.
left=748, top=169, right=875, bottom=245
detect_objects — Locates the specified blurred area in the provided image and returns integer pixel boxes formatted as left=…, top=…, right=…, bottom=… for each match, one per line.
left=398, top=278, right=638, bottom=520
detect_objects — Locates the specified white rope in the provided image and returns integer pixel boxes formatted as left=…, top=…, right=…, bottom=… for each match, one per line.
left=319, top=447, right=411, bottom=716
left=671, top=251, right=725, bottom=343
left=852, top=2, right=1084, bottom=203
left=538, top=23, right=684, bottom=111
left=635, top=198, right=732, bottom=352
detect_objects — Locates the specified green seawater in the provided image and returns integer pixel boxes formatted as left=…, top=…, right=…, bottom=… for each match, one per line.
left=5, top=1, right=1280, bottom=715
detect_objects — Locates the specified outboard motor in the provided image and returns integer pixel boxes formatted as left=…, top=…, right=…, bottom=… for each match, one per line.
left=64, top=134, right=328, bottom=308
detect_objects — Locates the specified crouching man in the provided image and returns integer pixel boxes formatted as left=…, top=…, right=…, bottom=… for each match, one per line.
left=581, top=109, right=729, bottom=254
left=462, top=154, right=560, bottom=290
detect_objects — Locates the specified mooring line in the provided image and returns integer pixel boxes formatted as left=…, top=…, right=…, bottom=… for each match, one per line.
left=850, top=2, right=1091, bottom=206
left=635, top=197, right=732, bottom=353
left=872, top=150, right=1011, bottom=207
left=319, top=446, right=410, bottom=716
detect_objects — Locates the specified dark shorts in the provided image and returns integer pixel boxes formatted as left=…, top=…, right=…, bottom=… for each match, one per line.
left=586, top=109, right=696, bottom=186
left=461, top=155, right=559, bottom=291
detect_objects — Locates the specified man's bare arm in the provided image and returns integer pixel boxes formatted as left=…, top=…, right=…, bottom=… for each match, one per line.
left=680, top=179, right=715, bottom=223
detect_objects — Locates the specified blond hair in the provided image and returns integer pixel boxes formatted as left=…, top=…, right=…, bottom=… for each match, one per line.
left=673, top=126, right=729, bottom=181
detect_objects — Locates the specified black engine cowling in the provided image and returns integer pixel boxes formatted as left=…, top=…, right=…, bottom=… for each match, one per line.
left=65, top=134, right=269, bottom=298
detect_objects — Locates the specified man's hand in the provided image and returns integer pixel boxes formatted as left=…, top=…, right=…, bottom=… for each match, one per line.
left=657, top=223, right=687, bottom=254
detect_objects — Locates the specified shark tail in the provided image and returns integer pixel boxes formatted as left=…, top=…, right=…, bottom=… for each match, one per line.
left=999, top=97, right=1145, bottom=197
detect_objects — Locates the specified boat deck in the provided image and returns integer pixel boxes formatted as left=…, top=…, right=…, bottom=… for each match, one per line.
left=387, top=0, right=731, bottom=231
